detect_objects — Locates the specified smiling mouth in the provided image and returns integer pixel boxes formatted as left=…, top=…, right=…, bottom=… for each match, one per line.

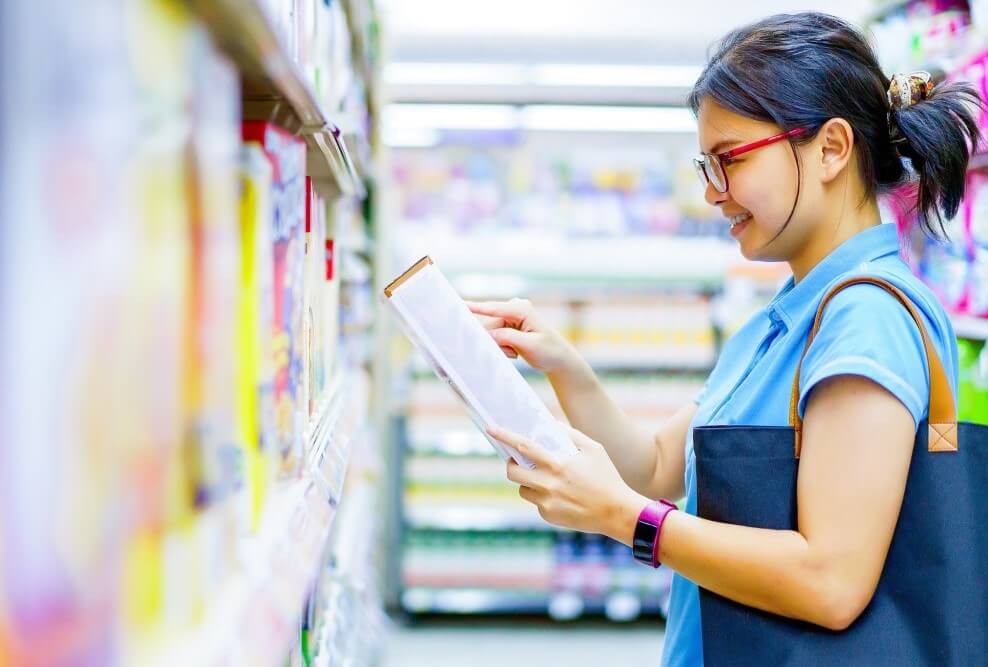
left=729, top=212, right=752, bottom=229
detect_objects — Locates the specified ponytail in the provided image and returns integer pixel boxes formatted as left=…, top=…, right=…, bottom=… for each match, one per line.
left=889, top=80, right=982, bottom=239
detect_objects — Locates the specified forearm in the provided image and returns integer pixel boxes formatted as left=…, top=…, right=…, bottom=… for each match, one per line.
left=548, top=357, right=658, bottom=495
left=604, top=496, right=856, bottom=631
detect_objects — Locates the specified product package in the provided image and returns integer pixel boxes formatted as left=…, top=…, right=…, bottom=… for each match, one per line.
left=242, top=121, right=307, bottom=479
left=303, top=177, right=327, bottom=418
left=383, top=257, right=577, bottom=468
left=238, top=144, right=278, bottom=529
left=186, top=26, right=243, bottom=596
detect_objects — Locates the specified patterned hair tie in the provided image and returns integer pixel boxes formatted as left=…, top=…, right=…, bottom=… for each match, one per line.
left=887, top=71, right=934, bottom=111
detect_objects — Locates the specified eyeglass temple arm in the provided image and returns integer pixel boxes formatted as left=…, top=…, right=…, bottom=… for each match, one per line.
left=720, top=127, right=808, bottom=160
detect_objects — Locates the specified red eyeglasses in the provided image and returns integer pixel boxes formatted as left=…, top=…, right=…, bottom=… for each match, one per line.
left=693, top=127, right=808, bottom=194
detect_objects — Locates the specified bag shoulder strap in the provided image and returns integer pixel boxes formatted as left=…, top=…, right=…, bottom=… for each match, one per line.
left=789, top=276, right=958, bottom=457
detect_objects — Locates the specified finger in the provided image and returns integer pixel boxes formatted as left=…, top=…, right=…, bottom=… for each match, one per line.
left=490, top=328, right=531, bottom=353
left=466, top=300, right=531, bottom=327
left=518, top=485, right=545, bottom=506
left=502, top=347, right=519, bottom=359
left=475, top=314, right=507, bottom=331
left=506, top=459, right=547, bottom=489
left=487, top=425, right=554, bottom=470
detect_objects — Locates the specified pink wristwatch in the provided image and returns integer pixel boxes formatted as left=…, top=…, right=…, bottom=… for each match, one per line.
left=632, top=499, right=678, bottom=568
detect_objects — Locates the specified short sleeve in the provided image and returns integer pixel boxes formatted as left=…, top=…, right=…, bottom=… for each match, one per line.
left=797, top=283, right=932, bottom=430
left=694, top=377, right=711, bottom=406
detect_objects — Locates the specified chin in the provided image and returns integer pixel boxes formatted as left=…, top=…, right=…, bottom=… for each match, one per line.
left=738, top=242, right=760, bottom=261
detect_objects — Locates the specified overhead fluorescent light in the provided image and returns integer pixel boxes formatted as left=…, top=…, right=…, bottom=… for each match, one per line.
left=530, top=64, right=702, bottom=88
left=521, top=105, right=696, bottom=133
left=384, top=103, right=696, bottom=135
left=385, top=62, right=528, bottom=87
left=385, top=62, right=703, bottom=89
left=384, top=104, right=520, bottom=131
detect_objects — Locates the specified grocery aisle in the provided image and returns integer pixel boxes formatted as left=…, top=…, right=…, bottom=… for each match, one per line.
left=384, top=620, right=665, bottom=667
left=3, top=0, right=988, bottom=665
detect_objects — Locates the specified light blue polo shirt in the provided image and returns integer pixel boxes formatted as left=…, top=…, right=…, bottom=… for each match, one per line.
left=661, top=223, right=959, bottom=666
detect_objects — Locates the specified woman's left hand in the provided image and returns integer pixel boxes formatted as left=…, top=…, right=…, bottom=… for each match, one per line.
left=486, top=423, right=648, bottom=545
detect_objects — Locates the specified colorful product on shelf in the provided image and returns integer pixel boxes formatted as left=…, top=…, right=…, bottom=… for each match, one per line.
left=869, top=0, right=972, bottom=75
left=948, top=48, right=988, bottom=152
left=958, top=337, right=988, bottom=423
left=304, top=177, right=328, bottom=418
left=242, top=121, right=308, bottom=479
left=121, top=0, right=200, bottom=646
left=238, top=144, right=279, bottom=529
left=183, top=31, right=244, bottom=610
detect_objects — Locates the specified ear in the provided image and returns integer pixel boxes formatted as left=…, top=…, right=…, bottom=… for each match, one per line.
left=817, top=118, right=855, bottom=184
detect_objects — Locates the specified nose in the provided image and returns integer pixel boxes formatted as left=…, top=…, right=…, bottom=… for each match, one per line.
left=704, top=181, right=729, bottom=207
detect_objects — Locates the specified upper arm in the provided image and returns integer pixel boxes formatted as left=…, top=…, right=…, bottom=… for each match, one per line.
left=797, top=374, right=914, bottom=623
left=647, top=402, right=697, bottom=499
left=795, top=282, right=941, bottom=624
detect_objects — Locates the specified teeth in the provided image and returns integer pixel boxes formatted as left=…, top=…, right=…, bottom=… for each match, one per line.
left=729, top=212, right=752, bottom=228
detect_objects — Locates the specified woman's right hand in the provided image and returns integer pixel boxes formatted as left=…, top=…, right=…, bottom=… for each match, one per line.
left=466, top=298, right=579, bottom=376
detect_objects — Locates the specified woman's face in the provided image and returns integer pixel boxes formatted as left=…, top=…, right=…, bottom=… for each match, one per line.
left=696, top=99, right=820, bottom=262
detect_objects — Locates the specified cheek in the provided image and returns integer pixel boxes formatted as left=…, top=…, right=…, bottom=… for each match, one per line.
left=730, top=173, right=789, bottom=225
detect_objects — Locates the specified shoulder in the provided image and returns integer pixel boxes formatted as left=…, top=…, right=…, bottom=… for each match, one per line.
left=799, top=263, right=958, bottom=426
left=817, top=263, right=955, bottom=362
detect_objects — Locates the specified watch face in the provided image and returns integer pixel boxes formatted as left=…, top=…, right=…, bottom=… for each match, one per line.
left=633, top=521, right=659, bottom=562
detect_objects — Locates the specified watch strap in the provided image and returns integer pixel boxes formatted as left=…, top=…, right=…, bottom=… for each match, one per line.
left=632, top=499, right=677, bottom=568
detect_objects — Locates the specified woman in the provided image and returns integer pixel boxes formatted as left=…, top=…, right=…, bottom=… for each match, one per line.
left=471, top=12, right=981, bottom=666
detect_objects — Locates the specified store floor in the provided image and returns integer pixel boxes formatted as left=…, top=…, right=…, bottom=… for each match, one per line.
left=384, top=617, right=666, bottom=667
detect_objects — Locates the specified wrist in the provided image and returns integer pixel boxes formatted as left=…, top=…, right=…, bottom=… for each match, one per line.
left=547, top=343, right=595, bottom=393
left=605, top=489, right=651, bottom=547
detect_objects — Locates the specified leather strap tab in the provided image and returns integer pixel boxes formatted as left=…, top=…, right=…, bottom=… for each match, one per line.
left=790, top=277, right=958, bottom=457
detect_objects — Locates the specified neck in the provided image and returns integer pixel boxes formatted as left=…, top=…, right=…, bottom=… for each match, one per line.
left=788, top=195, right=882, bottom=283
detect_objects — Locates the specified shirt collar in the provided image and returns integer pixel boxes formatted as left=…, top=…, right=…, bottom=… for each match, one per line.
left=767, top=223, right=901, bottom=331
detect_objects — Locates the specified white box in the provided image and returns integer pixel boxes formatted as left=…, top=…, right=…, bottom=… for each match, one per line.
left=384, top=257, right=577, bottom=469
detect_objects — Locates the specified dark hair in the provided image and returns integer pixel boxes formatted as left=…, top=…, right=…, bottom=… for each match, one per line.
left=688, top=12, right=982, bottom=239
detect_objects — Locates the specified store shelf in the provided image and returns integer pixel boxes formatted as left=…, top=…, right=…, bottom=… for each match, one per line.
left=188, top=0, right=366, bottom=200
left=306, top=372, right=355, bottom=506
left=143, top=480, right=333, bottom=667
left=142, top=376, right=363, bottom=667
left=400, top=587, right=667, bottom=621
left=405, top=506, right=558, bottom=532
left=952, top=313, right=988, bottom=340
